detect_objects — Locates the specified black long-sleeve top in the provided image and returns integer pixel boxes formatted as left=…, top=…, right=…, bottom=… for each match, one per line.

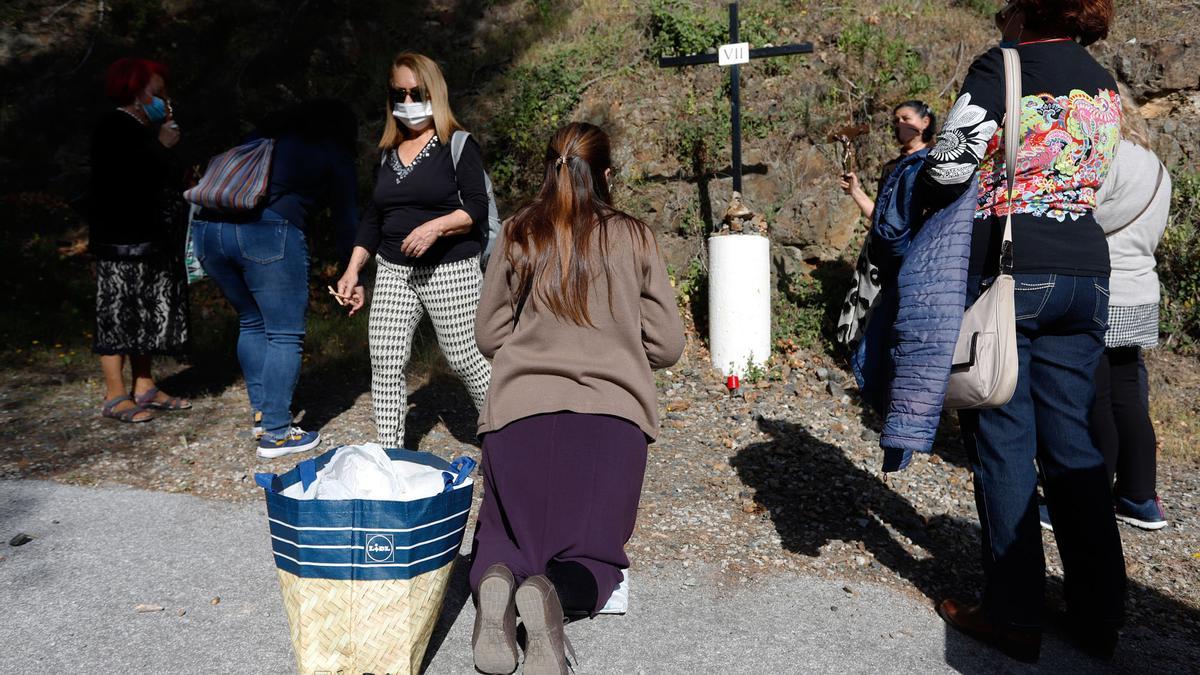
left=88, top=109, right=181, bottom=257
left=355, top=133, right=489, bottom=266
left=918, top=41, right=1122, bottom=277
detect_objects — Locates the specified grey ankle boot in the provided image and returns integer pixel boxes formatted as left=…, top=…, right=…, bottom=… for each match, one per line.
left=515, top=575, right=577, bottom=675
left=473, top=564, right=518, bottom=674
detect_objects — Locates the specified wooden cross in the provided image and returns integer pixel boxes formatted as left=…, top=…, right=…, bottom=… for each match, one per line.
left=658, top=2, right=813, bottom=194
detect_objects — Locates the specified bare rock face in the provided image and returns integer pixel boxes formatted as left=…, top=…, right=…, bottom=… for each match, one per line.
left=771, top=244, right=813, bottom=297
left=772, top=189, right=862, bottom=263
left=1095, top=35, right=1200, bottom=169
left=1100, top=39, right=1200, bottom=100
left=1139, top=91, right=1200, bottom=170
left=657, top=233, right=703, bottom=281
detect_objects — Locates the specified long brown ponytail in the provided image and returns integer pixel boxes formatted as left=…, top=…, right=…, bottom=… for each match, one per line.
left=504, top=122, right=649, bottom=327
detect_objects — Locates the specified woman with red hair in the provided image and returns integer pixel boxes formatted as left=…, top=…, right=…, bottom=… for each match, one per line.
left=89, top=57, right=191, bottom=423
left=916, top=0, right=1125, bottom=663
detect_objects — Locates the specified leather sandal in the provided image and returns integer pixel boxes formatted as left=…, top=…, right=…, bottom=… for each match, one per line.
left=134, top=387, right=192, bottom=411
left=515, top=575, right=577, bottom=675
left=101, top=395, right=156, bottom=423
left=472, top=564, right=519, bottom=674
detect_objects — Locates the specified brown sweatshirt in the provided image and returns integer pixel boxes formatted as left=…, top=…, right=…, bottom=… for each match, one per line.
left=475, top=221, right=686, bottom=440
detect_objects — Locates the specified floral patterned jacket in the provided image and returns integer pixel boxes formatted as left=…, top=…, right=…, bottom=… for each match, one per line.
left=919, top=40, right=1121, bottom=278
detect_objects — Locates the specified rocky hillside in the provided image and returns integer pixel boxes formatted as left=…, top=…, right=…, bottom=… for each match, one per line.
left=2, top=0, right=1198, bottom=348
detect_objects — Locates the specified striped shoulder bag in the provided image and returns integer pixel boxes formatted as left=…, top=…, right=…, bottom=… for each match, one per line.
left=183, top=137, right=275, bottom=211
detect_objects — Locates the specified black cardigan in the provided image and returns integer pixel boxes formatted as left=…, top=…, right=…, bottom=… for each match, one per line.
left=87, top=110, right=182, bottom=258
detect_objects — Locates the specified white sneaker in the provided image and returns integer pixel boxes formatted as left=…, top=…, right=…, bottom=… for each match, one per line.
left=598, top=568, right=629, bottom=614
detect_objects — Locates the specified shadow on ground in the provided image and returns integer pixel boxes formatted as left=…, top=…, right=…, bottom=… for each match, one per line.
left=405, top=376, right=482, bottom=450
left=290, top=355, right=371, bottom=433
left=732, top=417, right=1200, bottom=672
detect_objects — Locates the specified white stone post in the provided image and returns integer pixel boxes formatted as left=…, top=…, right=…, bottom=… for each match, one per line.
left=708, top=232, right=770, bottom=376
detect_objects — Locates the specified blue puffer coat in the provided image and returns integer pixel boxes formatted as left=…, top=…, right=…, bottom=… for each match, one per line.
left=879, top=178, right=977, bottom=471
left=851, top=151, right=929, bottom=414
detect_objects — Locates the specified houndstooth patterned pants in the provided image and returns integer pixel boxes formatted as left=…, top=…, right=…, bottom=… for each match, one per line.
left=368, top=256, right=492, bottom=447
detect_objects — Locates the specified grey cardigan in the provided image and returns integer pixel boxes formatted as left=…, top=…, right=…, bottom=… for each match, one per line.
left=475, top=218, right=685, bottom=440
left=1094, top=140, right=1172, bottom=307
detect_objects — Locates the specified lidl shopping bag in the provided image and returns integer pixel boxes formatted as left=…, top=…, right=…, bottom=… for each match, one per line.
left=256, top=448, right=475, bottom=675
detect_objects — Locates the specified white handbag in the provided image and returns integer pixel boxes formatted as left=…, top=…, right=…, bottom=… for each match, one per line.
left=944, top=47, right=1022, bottom=410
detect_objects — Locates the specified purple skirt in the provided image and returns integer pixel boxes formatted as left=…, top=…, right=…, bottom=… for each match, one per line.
left=468, top=412, right=648, bottom=616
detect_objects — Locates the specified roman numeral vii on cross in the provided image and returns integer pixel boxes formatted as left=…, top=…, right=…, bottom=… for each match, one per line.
left=658, top=2, right=814, bottom=194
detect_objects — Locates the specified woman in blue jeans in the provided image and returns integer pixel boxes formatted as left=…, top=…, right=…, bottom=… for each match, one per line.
left=192, top=100, right=358, bottom=458
left=917, top=0, right=1125, bottom=663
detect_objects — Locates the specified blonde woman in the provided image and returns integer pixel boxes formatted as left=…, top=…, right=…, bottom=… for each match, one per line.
left=336, top=52, right=491, bottom=446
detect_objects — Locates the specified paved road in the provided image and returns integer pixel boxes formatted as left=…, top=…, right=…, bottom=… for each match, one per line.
left=0, top=479, right=1120, bottom=674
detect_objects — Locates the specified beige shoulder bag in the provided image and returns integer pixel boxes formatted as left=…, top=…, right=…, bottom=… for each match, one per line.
left=945, top=47, right=1021, bottom=410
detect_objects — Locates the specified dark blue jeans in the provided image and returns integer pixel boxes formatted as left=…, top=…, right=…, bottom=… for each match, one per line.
left=959, top=273, right=1125, bottom=630
left=191, top=211, right=309, bottom=439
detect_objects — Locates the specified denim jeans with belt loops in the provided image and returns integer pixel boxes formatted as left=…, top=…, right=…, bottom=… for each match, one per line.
left=958, top=273, right=1125, bottom=630
left=191, top=210, right=309, bottom=440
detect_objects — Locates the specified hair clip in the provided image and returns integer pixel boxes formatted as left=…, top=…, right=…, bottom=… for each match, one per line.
left=555, top=155, right=569, bottom=168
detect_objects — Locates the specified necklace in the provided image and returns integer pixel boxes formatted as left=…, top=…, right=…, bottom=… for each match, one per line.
left=388, top=135, right=438, bottom=184
left=116, top=106, right=146, bottom=125
left=1017, top=37, right=1073, bottom=46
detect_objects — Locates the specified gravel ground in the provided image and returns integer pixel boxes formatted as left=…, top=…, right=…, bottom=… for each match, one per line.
left=1, top=343, right=1198, bottom=667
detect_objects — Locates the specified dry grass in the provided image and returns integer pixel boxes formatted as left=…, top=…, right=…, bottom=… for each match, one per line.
left=1147, top=349, right=1200, bottom=462
left=1110, top=0, right=1200, bottom=42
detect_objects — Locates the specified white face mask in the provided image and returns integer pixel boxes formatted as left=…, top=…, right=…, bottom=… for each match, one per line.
left=393, top=101, right=434, bottom=130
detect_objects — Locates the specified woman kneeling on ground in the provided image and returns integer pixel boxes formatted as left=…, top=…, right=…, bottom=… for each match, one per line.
left=468, top=122, right=685, bottom=675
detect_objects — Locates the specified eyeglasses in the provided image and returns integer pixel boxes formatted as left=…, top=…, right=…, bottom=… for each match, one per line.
left=388, top=86, right=426, bottom=105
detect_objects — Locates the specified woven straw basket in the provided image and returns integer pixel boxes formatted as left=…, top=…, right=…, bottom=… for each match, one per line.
left=276, top=561, right=455, bottom=675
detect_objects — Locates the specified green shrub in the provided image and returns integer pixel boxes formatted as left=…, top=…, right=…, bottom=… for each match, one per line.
left=663, top=89, right=730, bottom=181
left=669, top=255, right=709, bottom=340
left=648, top=0, right=727, bottom=59
left=951, top=0, right=997, bottom=19
left=672, top=255, right=708, bottom=308
left=1160, top=170, right=1200, bottom=351
left=485, top=27, right=625, bottom=201
left=836, top=21, right=932, bottom=99
left=647, top=0, right=786, bottom=60
left=772, top=261, right=853, bottom=354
